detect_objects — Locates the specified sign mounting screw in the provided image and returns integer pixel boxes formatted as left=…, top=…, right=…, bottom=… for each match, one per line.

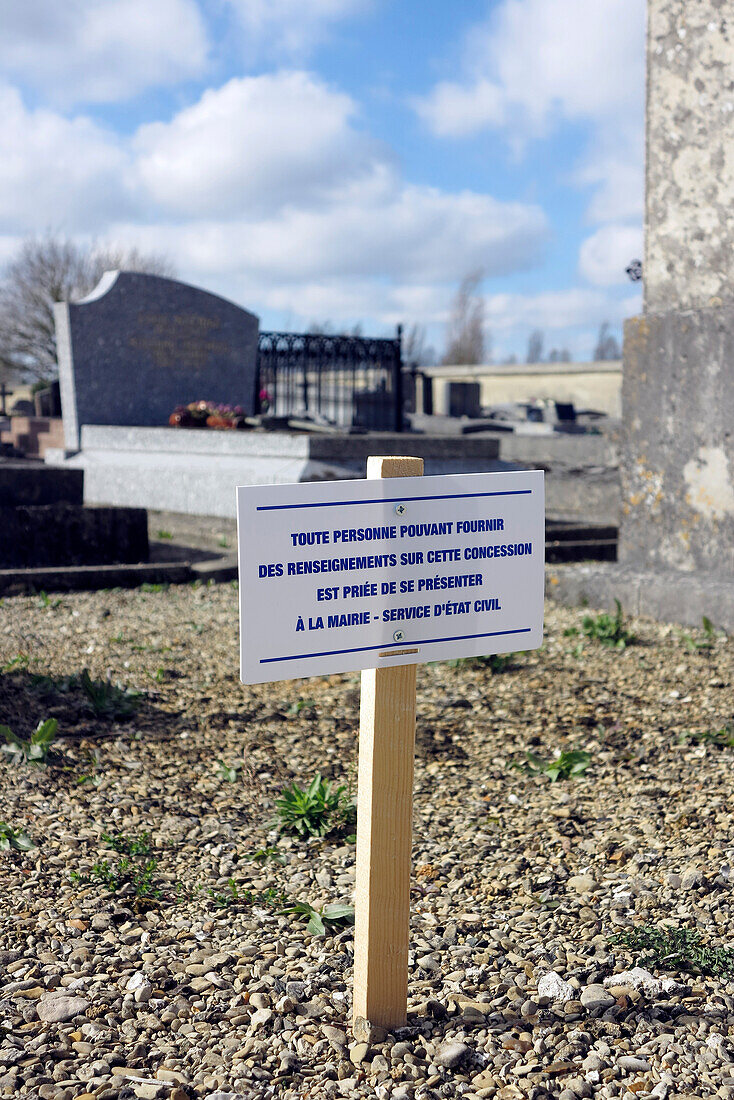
left=394, top=503, right=406, bottom=516
left=393, top=630, right=405, bottom=643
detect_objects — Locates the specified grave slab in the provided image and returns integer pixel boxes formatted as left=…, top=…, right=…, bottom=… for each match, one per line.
left=56, top=271, right=259, bottom=450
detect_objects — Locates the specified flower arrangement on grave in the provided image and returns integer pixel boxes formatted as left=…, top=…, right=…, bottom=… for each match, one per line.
left=169, top=401, right=247, bottom=429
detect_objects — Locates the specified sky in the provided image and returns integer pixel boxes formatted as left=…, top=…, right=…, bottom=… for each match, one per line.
left=0, top=0, right=645, bottom=362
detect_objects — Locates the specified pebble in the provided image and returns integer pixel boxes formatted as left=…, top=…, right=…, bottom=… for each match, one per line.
left=37, top=994, right=90, bottom=1023
left=434, top=1040, right=469, bottom=1068
left=580, top=984, right=615, bottom=1011
left=1, top=587, right=732, bottom=1100
left=537, top=973, right=575, bottom=1003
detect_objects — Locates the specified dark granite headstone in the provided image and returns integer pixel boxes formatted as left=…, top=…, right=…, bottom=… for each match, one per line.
left=55, top=271, right=259, bottom=450
left=447, top=382, right=481, bottom=418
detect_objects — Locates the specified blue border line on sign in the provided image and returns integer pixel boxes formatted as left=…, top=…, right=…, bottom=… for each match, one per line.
left=259, top=626, right=531, bottom=665
left=256, top=489, right=531, bottom=512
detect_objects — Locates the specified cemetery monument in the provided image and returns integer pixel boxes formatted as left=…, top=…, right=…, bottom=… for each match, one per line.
left=553, top=0, right=734, bottom=630
left=55, top=271, right=259, bottom=450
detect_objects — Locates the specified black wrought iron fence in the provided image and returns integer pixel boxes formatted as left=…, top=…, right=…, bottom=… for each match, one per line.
left=256, top=327, right=404, bottom=432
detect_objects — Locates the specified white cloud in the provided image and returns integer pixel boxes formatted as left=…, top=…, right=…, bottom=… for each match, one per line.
left=413, top=79, right=506, bottom=138
left=126, top=71, right=549, bottom=286
left=0, top=85, right=129, bottom=234
left=578, top=224, right=643, bottom=287
left=223, top=0, right=368, bottom=59
left=417, top=0, right=644, bottom=139
left=0, top=71, right=548, bottom=336
left=0, top=0, right=208, bottom=106
left=574, top=128, right=644, bottom=225
left=133, top=73, right=379, bottom=218
left=415, top=0, right=645, bottom=289
left=486, top=287, right=639, bottom=333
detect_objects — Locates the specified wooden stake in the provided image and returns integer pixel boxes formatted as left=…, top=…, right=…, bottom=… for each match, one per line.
left=353, top=454, right=423, bottom=1031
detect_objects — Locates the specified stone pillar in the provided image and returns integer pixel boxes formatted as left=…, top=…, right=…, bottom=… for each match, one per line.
left=551, top=0, right=734, bottom=628
left=620, top=0, right=734, bottom=586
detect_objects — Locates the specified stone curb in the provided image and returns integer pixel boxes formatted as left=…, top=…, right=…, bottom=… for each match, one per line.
left=0, top=556, right=238, bottom=596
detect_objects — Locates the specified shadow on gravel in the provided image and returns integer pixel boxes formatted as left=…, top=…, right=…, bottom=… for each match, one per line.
left=0, top=668, right=177, bottom=742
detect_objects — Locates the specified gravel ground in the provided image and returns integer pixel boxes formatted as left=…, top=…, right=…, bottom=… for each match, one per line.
left=0, top=581, right=733, bottom=1100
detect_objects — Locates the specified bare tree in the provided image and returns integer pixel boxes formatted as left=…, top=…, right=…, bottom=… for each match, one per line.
left=547, top=347, right=572, bottom=362
left=402, top=323, right=435, bottom=368
left=0, top=235, right=175, bottom=382
left=442, top=271, right=487, bottom=365
left=594, top=322, right=621, bottom=361
left=525, top=328, right=544, bottom=363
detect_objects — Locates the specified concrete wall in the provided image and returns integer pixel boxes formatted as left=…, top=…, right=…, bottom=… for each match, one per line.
left=424, top=361, right=622, bottom=417
left=645, top=1, right=734, bottom=312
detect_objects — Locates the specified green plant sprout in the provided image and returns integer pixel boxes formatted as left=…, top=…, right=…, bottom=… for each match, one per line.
left=287, top=698, right=316, bottom=717
left=78, top=669, right=141, bottom=719
left=0, top=718, right=58, bottom=765
left=678, top=725, right=734, bottom=749
left=37, top=590, right=63, bottom=609
left=511, top=748, right=592, bottom=782
left=275, top=773, right=356, bottom=839
left=102, top=830, right=152, bottom=856
left=610, top=925, right=734, bottom=978
left=0, top=822, right=36, bottom=851
left=216, top=760, right=242, bottom=782
left=72, top=856, right=161, bottom=901
left=446, top=652, right=514, bottom=672
left=207, top=879, right=285, bottom=910
left=279, top=901, right=355, bottom=937
left=678, top=616, right=717, bottom=652
left=581, top=599, right=635, bottom=648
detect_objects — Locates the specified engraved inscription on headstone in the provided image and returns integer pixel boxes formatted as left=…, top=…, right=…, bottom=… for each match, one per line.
left=55, top=271, right=259, bottom=450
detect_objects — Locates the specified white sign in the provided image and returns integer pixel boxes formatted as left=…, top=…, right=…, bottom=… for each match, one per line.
left=237, top=469, right=544, bottom=684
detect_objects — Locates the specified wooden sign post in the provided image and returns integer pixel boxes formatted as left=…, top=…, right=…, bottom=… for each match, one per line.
left=353, top=455, right=423, bottom=1030
left=237, top=461, right=545, bottom=1032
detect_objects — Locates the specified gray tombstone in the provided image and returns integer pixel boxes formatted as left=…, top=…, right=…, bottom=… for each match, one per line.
left=447, top=382, right=481, bottom=418
left=55, top=271, right=259, bottom=450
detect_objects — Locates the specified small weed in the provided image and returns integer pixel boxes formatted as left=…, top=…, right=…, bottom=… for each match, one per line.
left=30, top=672, right=77, bottom=695
left=678, top=616, right=718, bottom=653
left=446, top=652, right=514, bottom=672
left=207, top=878, right=285, bottom=910
left=1, top=654, right=29, bottom=672
left=111, top=633, right=130, bottom=644
left=246, top=845, right=286, bottom=865
left=152, top=667, right=166, bottom=684
left=287, top=698, right=316, bottom=718
left=275, top=773, right=356, bottom=839
left=141, top=582, right=168, bottom=593
left=511, top=748, right=592, bottom=782
left=568, top=642, right=584, bottom=659
left=79, top=669, right=141, bottom=719
left=279, top=900, right=354, bottom=937
left=72, top=857, right=161, bottom=901
left=610, top=925, right=734, bottom=978
left=216, top=760, right=242, bottom=782
left=38, top=590, right=62, bottom=609
left=156, top=530, right=173, bottom=540
left=77, top=773, right=101, bottom=787
left=678, top=725, right=734, bottom=749
left=581, top=600, right=635, bottom=648
left=521, top=886, right=560, bottom=911
left=218, top=536, right=229, bottom=548
left=0, top=821, right=36, bottom=852
left=102, top=830, right=152, bottom=856
left=0, top=718, right=58, bottom=766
